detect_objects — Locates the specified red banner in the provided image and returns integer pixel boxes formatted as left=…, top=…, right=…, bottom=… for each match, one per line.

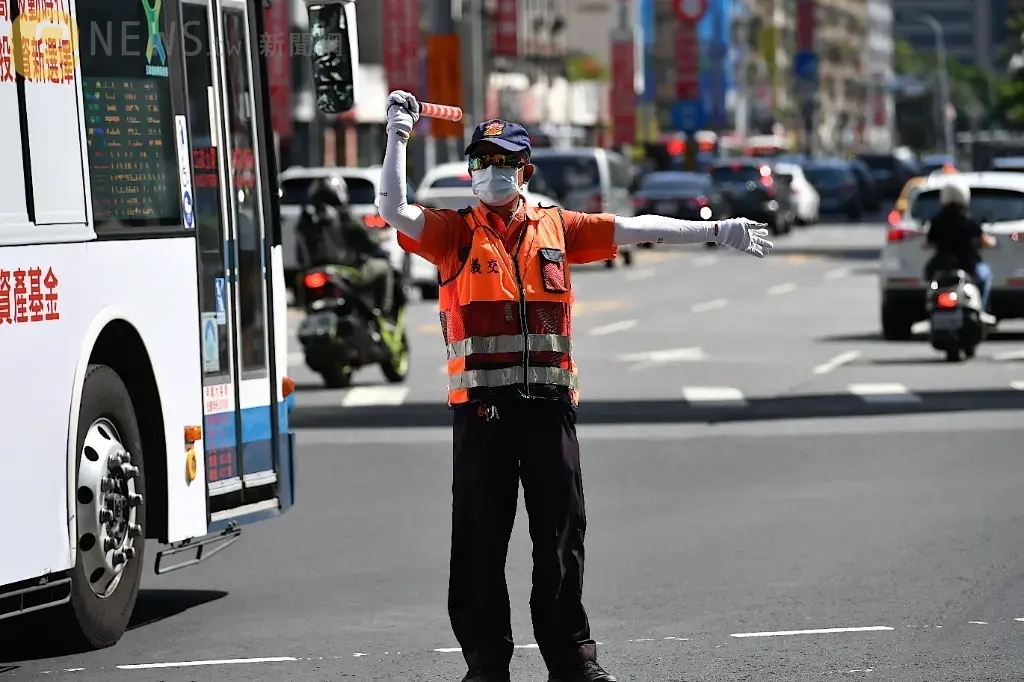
left=796, top=0, right=814, bottom=51
left=675, top=20, right=699, bottom=100
left=492, top=0, right=519, bottom=58
left=263, top=0, right=291, bottom=138
left=383, top=0, right=421, bottom=94
left=610, top=39, right=635, bottom=145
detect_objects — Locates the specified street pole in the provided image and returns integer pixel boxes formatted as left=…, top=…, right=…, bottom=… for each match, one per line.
left=468, top=0, right=485, bottom=145
left=920, top=14, right=954, bottom=157
left=734, top=0, right=749, bottom=147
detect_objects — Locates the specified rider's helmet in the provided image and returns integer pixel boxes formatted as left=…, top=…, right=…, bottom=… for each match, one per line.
left=939, top=178, right=970, bottom=208
left=307, top=176, right=349, bottom=208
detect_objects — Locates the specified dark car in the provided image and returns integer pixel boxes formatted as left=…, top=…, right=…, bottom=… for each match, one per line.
left=632, top=171, right=731, bottom=221
left=708, top=159, right=795, bottom=235
left=855, top=153, right=919, bottom=200
left=802, top=161, right=863, bottom=221
left=848, top=158, right=880, bottom=210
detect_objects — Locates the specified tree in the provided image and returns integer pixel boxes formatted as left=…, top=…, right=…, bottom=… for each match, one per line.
left=996, top=14, right=1024, bottom=129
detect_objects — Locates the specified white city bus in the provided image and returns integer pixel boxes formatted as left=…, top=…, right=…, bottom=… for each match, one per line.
left=0, top=0, right=357, bottom=650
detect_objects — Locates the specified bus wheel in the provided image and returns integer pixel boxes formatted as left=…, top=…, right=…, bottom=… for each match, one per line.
left=62, top=364, right=146, bottom=650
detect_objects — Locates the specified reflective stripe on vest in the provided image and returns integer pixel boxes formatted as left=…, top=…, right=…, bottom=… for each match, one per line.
left=448, top=365, right=579, bottom=391
left=446, top=333, right=573, bottom=359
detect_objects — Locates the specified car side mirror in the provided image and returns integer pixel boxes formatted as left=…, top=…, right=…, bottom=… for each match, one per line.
left=305, top=0, right=358, bottom=114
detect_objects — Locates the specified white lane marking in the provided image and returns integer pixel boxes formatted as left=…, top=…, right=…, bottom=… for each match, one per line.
left=353, top=653, right=368, bottom=657
left=625, top=268, right=657, bottom=281
left=287, top=351, right=305, bottom=367
left=1010, top=381, right=1024, bottom=391
left=824, top=267, right=850, bottom=281
left=117, top=657, right=298, bottom=670
left=766, top=282, right=797, bottom=296
left=682, top=386, right=747, bottom=405
left=618, top=347, right=706, bottom=363
left=1015, top=618, right=1024, bottom=622
left=435, top=645, right=538, bottom=653
left=848, top=383, right=922, bottom=403
left=730, top=626, right=894, bottom=638
left=968, top=621, right=988, bottom=625
left=693, top=255, right=717, bottom=267
left=813, top=350, right=861, bottom=375
left=65, top=669, right=84, bottom=672
left=341, top=386, right=409, bottom=407
left=691, top=298, right=728, bottom=313
left=588, top=319, right=638, bottom=336
left=664, top=636, right=689, bottom=641
left=993, top=349, right=1024, bottom=361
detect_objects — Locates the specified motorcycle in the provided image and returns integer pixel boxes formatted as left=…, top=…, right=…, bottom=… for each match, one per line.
left=925, top=264, right=995, bottom=362
left=297, top=263, right=410, bottom=388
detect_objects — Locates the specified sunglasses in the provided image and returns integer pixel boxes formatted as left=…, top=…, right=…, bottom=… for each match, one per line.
left=468, top=152, right=528, bottom=171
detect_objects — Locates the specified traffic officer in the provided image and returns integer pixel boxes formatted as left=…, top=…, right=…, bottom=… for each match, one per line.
left=378, top=91, right=773, bottom=682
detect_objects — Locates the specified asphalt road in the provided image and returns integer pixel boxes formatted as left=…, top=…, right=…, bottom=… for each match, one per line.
left=5, top=221, right=1024, bottom=681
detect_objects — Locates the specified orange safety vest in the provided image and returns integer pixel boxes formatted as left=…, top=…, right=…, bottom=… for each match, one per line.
left=439, top=206, right=579, bottom=406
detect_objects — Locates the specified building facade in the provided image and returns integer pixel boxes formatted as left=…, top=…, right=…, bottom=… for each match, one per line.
left=863, top=0, right=895, bottom=149
left=892, top=0, right=996, bottom=68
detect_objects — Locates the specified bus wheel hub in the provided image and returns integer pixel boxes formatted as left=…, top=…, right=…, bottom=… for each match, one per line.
left=76, top=418, right=143, bottom=598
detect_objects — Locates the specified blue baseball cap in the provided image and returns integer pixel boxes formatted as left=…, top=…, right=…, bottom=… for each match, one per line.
left=465, top=119, right=532, bottom=156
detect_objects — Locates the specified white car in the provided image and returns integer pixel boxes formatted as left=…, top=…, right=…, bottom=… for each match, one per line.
left=773, top=162, right=819, bottom=225
left=879, top=171, right=1024, bottom=339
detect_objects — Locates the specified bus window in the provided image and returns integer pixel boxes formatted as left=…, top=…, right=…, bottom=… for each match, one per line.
left=78, top=0, right=179, bottom=229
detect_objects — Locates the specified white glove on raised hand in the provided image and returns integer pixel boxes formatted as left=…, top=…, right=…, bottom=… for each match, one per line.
left=715, top=218, right=774, bottom=258
left=386, top=90, right=420, bottom=138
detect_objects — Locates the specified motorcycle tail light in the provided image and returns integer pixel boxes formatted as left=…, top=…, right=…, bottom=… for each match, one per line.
left=937, top=291, right=958, bottom=308
left=304, top=271, right=328, bottom=289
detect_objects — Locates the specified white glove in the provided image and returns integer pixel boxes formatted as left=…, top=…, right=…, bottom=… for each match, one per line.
left=386, top=90, right=420, bottom=139
left=715, top=218, right=774, bottom=258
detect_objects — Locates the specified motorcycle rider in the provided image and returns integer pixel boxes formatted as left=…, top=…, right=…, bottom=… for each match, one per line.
left=925, top=179, right=996, bottom=311
left=298, top=176, right=395, bottom=317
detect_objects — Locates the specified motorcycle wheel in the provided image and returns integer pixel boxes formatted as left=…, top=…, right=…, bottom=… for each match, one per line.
left=322, top=365, right=353, bottom=388
left=381, top=331, right=411, bottom=383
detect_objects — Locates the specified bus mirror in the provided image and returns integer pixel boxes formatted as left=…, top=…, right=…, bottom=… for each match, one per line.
left=306, top=0, right=357, bottom=114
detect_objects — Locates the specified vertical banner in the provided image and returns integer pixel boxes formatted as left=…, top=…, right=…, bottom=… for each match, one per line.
left=795, top=0, right=814, bottom=51
left=610, top=37, right=636, bottom=145
left=383, top=0, right=421, bottom=93
left=492, top=0, right=519, bottom=58
left=675, top=20, right=699, bottom=100
left=263, top=0, right=291, bottom=139
left=426, top=34, right=464, bottom=138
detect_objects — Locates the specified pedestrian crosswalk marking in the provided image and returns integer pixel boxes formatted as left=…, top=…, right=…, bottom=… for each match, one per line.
left=682, top=386, right=747, bottom=405
left=847, top=383, right=922, bottom=404
left=341, top=386, right=409, bottom=407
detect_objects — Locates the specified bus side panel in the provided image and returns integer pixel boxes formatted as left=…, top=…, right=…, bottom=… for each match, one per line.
left=0, top=244, right=84, bottom=586
left=1, top=239, right=206, bottom=586
left=84, top=239, right=210, bottom=545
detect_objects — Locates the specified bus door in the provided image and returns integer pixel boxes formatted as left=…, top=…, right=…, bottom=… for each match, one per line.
left=184, top=0, right=281, bottom=521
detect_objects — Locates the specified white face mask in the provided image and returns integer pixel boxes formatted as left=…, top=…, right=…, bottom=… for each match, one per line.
left=471, top=166, right=521, bottom=206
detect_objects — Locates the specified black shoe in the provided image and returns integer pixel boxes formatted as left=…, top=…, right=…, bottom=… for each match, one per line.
left=547, top=660, right=618, bottom=682
left=461, top=670, right=511, bottom=682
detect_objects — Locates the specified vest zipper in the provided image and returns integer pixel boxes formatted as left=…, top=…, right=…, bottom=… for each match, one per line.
left=510, top=223, right=531, bottom=397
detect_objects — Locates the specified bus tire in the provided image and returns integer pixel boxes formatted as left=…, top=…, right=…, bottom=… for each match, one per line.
left=60, top=363, right=147, bottom=651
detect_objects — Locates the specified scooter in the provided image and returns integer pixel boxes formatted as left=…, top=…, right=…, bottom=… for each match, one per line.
left=297, top=263, right=410, bottom=388
left=925, top=267, right=995, bottom=362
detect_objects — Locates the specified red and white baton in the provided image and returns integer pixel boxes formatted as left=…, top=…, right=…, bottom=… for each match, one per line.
left=419, top=102, right=463, bottom=122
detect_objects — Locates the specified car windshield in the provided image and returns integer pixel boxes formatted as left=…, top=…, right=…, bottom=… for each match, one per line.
left=426, top=174, right=473, bottom=189
left=338, top=177, right=377, bottom=205
left=418, top=194, right=477, bottom=210
left=710, top=166, right=762, bottom=182
left=641, top=174, right=707, bottom=193
left=804, top=167, right=849, bottom=184
left=911, top=188, right=1024, bottom=223
left=857, top=155, right=894, bottom=170
left=528, top=156, right=601, bottom=200
left=279, top=176, right=391, bottom=206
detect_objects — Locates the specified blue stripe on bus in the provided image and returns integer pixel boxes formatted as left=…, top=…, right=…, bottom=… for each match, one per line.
left=204, top=401, right=290, bottom=449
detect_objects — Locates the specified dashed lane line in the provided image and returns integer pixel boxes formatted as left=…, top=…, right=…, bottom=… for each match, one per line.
left=340, top=386, right=409, bottom=407
left=691, top=298, right=728, bottom=313
left=117, top=657, right=298, bottom=670
left=847, top=383, right=922, bottom=404
left=813, top=350, right=861, bottom=375
left=730, top=626, right=894, bottom=638
left=588, top=319, right=638, bottom=336
left=682, top=386, right=747, bottom=406
left=766, top=282, right=797, bottom=296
